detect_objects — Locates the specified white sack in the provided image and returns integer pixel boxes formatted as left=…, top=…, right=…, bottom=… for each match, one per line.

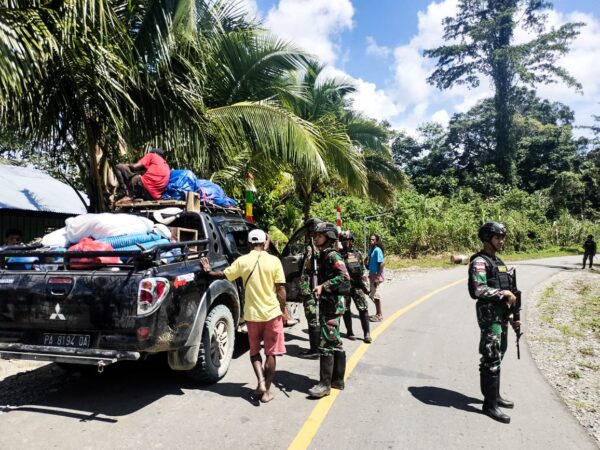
left=41, top=227, right=70, bottom=248
left=65, top=213, right=154, bottom=242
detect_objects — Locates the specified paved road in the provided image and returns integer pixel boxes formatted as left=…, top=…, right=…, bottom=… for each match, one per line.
left=0, top=256, right=596, bottom=449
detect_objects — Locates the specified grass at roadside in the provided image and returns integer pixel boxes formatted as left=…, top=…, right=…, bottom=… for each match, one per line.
left=528, top=270, right=600, bottom=443
left=385, top=246, right=580, bottom=270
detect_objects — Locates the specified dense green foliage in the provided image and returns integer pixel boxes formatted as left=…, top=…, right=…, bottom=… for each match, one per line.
left=392, top=88, right=600, bottom=221
left=0, top=1, right=597, bottom=258
left=309, top=188, right=599, bottom=257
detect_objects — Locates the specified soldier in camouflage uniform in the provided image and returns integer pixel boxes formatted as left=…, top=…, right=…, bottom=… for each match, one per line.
left=340, top=231, right=372, bottom=343
left=298, top=218, right=323, bottom=359
left=468, top=222, right=520, bottom=424
left=308, top=222, right=351, bottom=399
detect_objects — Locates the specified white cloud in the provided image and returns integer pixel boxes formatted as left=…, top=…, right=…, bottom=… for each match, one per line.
left=262, top=1, right=401, bottom=124
left=349, top=78, right=402, bottom=120
left=239, top=0, right=259, bottom=18
left=264, top=0, right=354, bottom=66
left=431, top=109, right=450, bottom=126
left=534, top=11, right=600, bottom=127
left=365, top=36, right=390, bottom=58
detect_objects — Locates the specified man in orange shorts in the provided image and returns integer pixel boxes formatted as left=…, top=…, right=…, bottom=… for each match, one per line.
left=201, top=229, right=287, bottom=403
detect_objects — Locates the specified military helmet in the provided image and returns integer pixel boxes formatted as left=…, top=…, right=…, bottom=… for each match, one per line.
left=340, top=230, right=354, bottom=241
left=305, top=217, right=324, bottom=232
left=478, top=222, right=507, bottom=242
left=588, top=234, right=594, bottom=239
left=315, top=222, right=339, bottom=240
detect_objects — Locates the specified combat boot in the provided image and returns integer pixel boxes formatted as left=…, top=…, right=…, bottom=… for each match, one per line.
left=331, top=351, right=347, bottom=390
left=497, top=369, right=514, bottom=408
left=481, top=371, right=510, bottom=424
left=359, top=310, right=372, bottom=343
left=299, top=326, right=320, bottom=359
left=343, top=310, right=356, bottom=340
left=308, top=354, right=334, bottom=398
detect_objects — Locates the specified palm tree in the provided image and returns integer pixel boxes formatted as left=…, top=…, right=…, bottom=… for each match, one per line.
left=278, top=61, right=405, bottom=219
left=343, top=112, right=407, bottom=205
left=0, top=0, right=332, bottom=211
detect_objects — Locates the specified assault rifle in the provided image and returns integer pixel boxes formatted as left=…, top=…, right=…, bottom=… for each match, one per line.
left=509, top=267, right=523, bottom=359
left=310, top=238, right=319, bottom=320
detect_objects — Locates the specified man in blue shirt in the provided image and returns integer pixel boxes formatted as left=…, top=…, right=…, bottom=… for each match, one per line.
left=367, top=235, right=384, bottom=321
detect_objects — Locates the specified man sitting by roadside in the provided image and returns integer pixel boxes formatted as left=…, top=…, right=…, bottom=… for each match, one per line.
left=114, top=148, right=170, bottom=203
left=200, top=229, right=288, bottom=404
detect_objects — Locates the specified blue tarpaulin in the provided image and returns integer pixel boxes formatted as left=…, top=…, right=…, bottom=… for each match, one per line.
left=162, top=170, right=237, bottom=207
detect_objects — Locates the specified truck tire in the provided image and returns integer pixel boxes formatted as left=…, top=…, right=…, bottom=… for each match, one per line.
left=187, top=304, right=235, bottom=383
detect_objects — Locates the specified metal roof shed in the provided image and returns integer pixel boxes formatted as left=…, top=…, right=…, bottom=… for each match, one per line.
left=0, top=164, right=88, bottom=242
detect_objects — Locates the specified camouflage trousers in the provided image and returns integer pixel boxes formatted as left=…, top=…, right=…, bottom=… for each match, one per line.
left=319, top=314, right=344, bottom=356
left=344, top=286, right=368, bottom=312
left=476, top=300, right=508, bottom=374
left=299, top=277, right=318, bottom=328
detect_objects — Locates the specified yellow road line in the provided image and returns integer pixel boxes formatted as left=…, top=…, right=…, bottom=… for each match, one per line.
left=288, top=277, right=467, bottom=450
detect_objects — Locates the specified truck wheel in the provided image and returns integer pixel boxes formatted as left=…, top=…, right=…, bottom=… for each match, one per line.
left=187, top=304, right=235, bottom=383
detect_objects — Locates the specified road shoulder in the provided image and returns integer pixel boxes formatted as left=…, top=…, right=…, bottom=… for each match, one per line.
left=526, top=268, right=600, bottom=445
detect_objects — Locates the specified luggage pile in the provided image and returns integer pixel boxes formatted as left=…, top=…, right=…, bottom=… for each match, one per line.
left=162, top=170, right=237, bottom=208
left=7, top=213, right=179, bottom=270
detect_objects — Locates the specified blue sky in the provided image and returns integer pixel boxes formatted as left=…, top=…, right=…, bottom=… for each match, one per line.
left=250, top=0, right=600, bottom=134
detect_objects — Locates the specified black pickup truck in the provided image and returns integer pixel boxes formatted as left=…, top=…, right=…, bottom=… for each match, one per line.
left=0, top=204, right=274, bottom=383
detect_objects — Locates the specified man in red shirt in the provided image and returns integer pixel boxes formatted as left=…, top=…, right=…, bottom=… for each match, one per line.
left=115, top=148, right=170, bottom=202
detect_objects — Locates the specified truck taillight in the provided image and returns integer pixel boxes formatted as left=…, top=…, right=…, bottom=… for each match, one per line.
left=137, top=277, right=170, bottom=316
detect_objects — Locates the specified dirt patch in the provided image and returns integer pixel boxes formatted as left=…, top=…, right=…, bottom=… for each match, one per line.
left=527, top=268, right=600, bottom=445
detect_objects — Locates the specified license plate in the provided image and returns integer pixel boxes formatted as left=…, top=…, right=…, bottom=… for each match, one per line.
left=42, top=333, right=91, bottom=348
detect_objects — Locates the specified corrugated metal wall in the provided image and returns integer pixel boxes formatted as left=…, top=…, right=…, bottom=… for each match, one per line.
left=0, top=210, right=72, bottom=243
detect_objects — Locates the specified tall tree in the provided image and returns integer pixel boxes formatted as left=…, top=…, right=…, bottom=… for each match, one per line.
left=424, top=0, right=583, bottom=184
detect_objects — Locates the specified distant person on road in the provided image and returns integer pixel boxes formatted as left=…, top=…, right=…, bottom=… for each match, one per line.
left=468, top=222, right=520, bottom=424
left=4, top=228, right=23, bottom=246
left=367, top=234, right=385, bottom=322
left=582, top=235, right=596, bottom=269
left=298, top=218, right=324, bottom=359
left=308, top=222, right=351, bottom=399
left=201, top=229, right=288, bottom=404
left=339, top=230, right=372, bottom=343
left=114, top=147, right=170, bottom=203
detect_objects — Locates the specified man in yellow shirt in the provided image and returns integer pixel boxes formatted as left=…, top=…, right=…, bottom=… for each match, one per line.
left=200, top=229, right=287, bottom=403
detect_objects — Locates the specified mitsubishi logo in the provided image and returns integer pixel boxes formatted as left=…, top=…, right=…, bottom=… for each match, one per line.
left=50, top=303, right=66, bottom=320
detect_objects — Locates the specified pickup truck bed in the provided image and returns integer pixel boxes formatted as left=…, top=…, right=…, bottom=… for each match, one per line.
left=0, top=207, right=249, bottom=383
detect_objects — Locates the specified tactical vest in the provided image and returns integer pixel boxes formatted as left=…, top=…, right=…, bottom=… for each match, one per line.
left=468, top=252, right=514, bottom=299
left=317, top=248, right=350, bottom=295
left=342, top=249, right=364, bottom=281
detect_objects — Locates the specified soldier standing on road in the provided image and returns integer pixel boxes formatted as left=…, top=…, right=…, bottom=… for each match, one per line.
left=582, top=235, right=596, bottom=269
left=308, top=222, right=351, bottom=399
left=468, top=222, right=520, bottom=424
left=298, top=218, right=323, bottom=359
left=340, top=231, right=372, bottom=344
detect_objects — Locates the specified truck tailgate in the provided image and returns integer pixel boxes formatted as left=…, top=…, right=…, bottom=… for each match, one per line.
left=0, top=270, right=144, bottom=333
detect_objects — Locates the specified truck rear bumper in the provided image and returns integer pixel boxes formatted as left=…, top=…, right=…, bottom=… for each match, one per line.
left=0, top=343, right=140, bottom=367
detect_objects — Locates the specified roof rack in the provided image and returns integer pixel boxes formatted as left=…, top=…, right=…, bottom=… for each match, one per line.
left=114, top=192, right=244, bottom=217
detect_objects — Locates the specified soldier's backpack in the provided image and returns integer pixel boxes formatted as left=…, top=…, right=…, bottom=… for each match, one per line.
left=344, top=250, right=364, bottom=281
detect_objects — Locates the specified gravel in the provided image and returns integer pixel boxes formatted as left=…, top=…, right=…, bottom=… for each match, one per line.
left=526, top=268, right=600, bottom=446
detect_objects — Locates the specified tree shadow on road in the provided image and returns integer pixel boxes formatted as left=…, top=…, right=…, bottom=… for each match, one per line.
left=408, top=386, right=482, bottom=414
